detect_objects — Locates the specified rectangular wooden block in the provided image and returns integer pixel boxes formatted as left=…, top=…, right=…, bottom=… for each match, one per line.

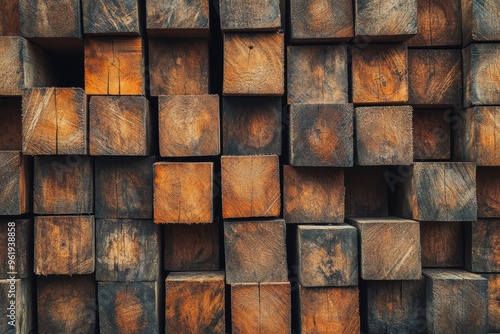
left=284, top=166, right=344, bottom=223
left=220, top=0, right=281, bottom=31
left=424, top=269, right=488, bottom=333
left=83, top=0, right=140, bottom=35
left=482, top=274, right=500, bottom=332
left=147, top=0, right=209, bottom=36
left=345, top=166, right=388, bottom=217
left=37, top=275, right=96, bottom=334
left=477, top=167, right=500, bottom=217
left=466, top=219, right=500, bottom=272
left=159, top=95, right=220, bottom=157
left=0, top=0, right=20, bottom=36
left=222, top=97, right=282, bottom=156
left=231, top=282, right=291, bottom=333
left=89, top=96, right=151, bottom=156
left=0, top=151, right=30, bottom=215
left=165, top=272, right=225, bottom=333
left=224, top=219, right=287, bottom=284
left=223, top=33, right=284, bottom=96
left=349, top=217, right=421, bottom=280
left=0, top=278, right=33, bottom=334
left=0, top=98, right=22, bottom=150
left=149, top=38, right=209, bottom=96
left=154, top=162, right=213, bottom=223
left=0, top=219, right=32, bottom=279
left=222, top=155, right=280, bottom=218
left=462, top=0, right=500, bottom=45
left=287, top=46, right=348, bottom=104
left=413, top=109, right=451, bottom=160
left=84, top=37, right=145, bottom=95
left=420, top=221, right=463, bottom=268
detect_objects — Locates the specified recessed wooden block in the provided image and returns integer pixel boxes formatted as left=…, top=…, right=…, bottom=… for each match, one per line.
left=83, top=0, right=140, bottom=35
left=147, top=0, right=209, bottom=36
left=482, top=274, right=500, bottom=332
left=149, top=38, right=209, bottom=96
left=22, top=88, right=87, bottom=155
left=231, top=282, right=291, bottom=333
left=222, top=97, right=281, bottom=156
left=154, top=162, right=213, bottom=223
left=477, top=167, right=500, bottom=217
left=165, top=272, right=225, bottom=333
left=345, top=166, right=388, bottom=217
left=223, top=33, right=284, bottom=96
left=84, top=37, right=144, bottom=95
left=224, top=219, right=287, bottom=284
left=0, top=98, right=22, bottom=150
left=420, top=221, right=463, bottom=268
left=349, top=217, right=421, bottom=280
left=352, top=44, right=409, bottom=104
left=355, top=106, right=413, bottom=165
left=396, top=162, right=477, bottom=221
left=89, top=96, right=151, bottom=156
left=0, top=219, right=32, bottom=278
left=0, top=0, right=20, bottom=36
left=462, top=0, right=500, bottom=45
left=299, top=285, right=360, bottom=334
left=37, top=275, right=96, bottom=334
left=413, top=109, right=451, bottom=160
left=0, top=278, right=33, bottom=334
left=222, top=155, right=280, bottom=218
left=159, top=95, right=220, bottom=157
left=283, top=166, right=344, bottom=223
left=220, top=0, right=281, bottom=31
left=466, top=219, right=500, bottom=272
left=0, top=151, right=30, bottom=215
left=463, top=43, right=500, bottom=107
left=289, top=104, right=353, bottom=167
left=423, top=269, right=488, bottom=333
left=297, top=225, right=358, bottom=287
left=287, top=46, right=348, bottom=104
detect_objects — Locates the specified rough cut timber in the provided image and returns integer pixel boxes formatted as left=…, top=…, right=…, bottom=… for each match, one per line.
left=355, top=106, right=413, bottom=165
left=0, top=98, right=22, bottom=150
left=396, top=162, right=477, bottom=221
left=165, top=272, right=225, bottom=333
left=477, top=167, right=500, bottom=217
left=0, top=0, right=20, bottom=36
left=299, top=285, right=360, bottom=334
left=222, top=97, right=282, bottom=156
left=466, top=219, right=500, bottom=272
left=147, top=0, right=209, bottom=37
left=159, top=95, right=220, bottom=157
left=82, top=0, right=140, bottom=35
left=231, top=282, right=291, bottom=334
left=423, top=269, right=488, bottom=333
left=223, top=33, right=284, bottom=96
left=154, top=162, right=213, bottom=223
left=0, top=219, right=32, bottom=278
left=345, top=166, right=388, bottom=217
left=413, top=109, right=451, bottom=160
left=349, top=217, right=421, bottom=280
left=352, top=43, right=409, bottom=104
left=420, top=221, right=463, bottom=268
left=220, top=0, right=281, bottom=31
left=221, top=155, right=280, bottom=218
left=408, top=49, right=462, bottom=106
left=33, top=155, right=93, bottom=215
left=149, top=38, right=209, bottom=96
left=482, top=274, right=500, bottom=332
left=84, top=37, right=145, bottom=95
left=354, top=0, right=417, bottom=42
left=89, top=96, right=151, bottom=156
left=0, top=151, right=30, bottom=215
left=37, top=275, right=96, bottom=333
left=22, top=87, right=87, bottom=155
left=96, top=219, right=160, bottom=281
left=462, top=0, right=500, bottom=46
left=297, top=225, right=358, bottom=287
left=224, top=219, right=287, bottom=284
left=283, top=166, right=345, bottom=223
left=290, top=0, right=353, bottom=42
left=287, top=46, right=348, bottom=104
left=0, top=278, right=33, bottom=334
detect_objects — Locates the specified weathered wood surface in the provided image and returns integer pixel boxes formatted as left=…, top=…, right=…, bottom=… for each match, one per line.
left=462, top=0, right=500, bottom=45
left=0, top=98, right=22, bottom=150
left=420, top=221, right=463, bottom=267
left=466, top=219, right=500, bottom=272
left=477, top=167, right=500, bottom=217
left=413, top=109, right=451, bottom=160
left=345, top=166, right=388, bottom=217
left=0, top=0, right=20, bottom=36
left=0, top=278, right=33, bottom=334
left=147, top=0, right=209, bottom=36
left=482, top=273, right=500, bottom=332
left=0, top=151, right=30, bottom=215
left=83, top=0, right=140, bottom=35
left=0, top=219, right=32, bottom=278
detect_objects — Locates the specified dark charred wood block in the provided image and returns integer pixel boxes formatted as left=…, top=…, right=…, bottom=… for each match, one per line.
left=0, top=219, right=32, bottom=278
left=420, top=221, right=463, bottom=268
left=0, top=98, right=22, bottom=150
left=466, top=219, right=500, bottom=272
left=413, top=109, right=451, bottom=160
left=345, top=166, right=388, bottom=217
left=0, top=277, right=33, bottom=334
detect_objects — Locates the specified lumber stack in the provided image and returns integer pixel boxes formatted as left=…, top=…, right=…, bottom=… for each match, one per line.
left=0, top=0, right=499, bottom=333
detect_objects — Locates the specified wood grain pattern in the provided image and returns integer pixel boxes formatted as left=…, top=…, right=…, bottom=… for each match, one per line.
left=0, top=219, right=32, bottom=279
left=477, top=167, right=500, bottom=217
left=420, top=221, right=463, bottom=267
left=462, top=0, right=500, bottom=45
left=83, top=0, right=140, bottom=35
left=220, top=0, right=281, bottom=31
left=413, top=109, right=451, bottom=160
left=0, top=0, right=20, bottom=36
left=0, top=98, right=22, bottom=150
left=0, top=278, right=33, bottom=334
left=345, top=166, right=388, bottom=217
left=0, top=151, right=30, bottom=215
left=482, top=274, right=500, bottom=332
left=466, top=219, right=500, bottom=272
left=147, top=0, right=209, bottom=36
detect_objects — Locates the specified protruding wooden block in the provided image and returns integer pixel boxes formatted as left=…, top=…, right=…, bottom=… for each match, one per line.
left=463, top=43, right=500, bottom=107
left=354, top=0, right=417, bottom=42
left=299, top=285, right=360, bottom=334
left=84, top=37, right=145, bottom=95
left=482, top=274, right=500, bottom=332
left=224, top=219, right=287, bottom=284
left=222, top=97, right=282, bottom=156
left=345, top=166, right=388, bottom=217
left=289, top=104, right=353, bottom=166
left=147, top=0, right=209, bottom=36
left=297, top=225, right=357, bottom=287
left=352, top=44, right=409, bottom=104
left=0, top=278, right=33, bottom=334
left=0, top=98, right=22, bottom=150
left=231, top=282, right=291, bottom=333
left=413, top=109, right=451, bottom=160
left=89, top=96, right=151, bottom=156
left=0, top=219, right=32, bottom=278
left=159, top=95, right=220, bottom=157
left=34, top=215, right=94, bottom=275
left=462, top=0, right=500, bottom=45
left=287, top=46, right=348, bottom=104
left=220, top=0, right=281, bottom=31
left=149, top=38, right=209, bottom=96
left=355, top=106, right=413, bottom=165
left=154, top=162, right=213, bottom=223
left=165, top=272, right=225, bottom=333
left=83, top=0, right=140, bottom=35
left=223, top=33, right=284, bottom=96
left=408, top=49, right=462, bottom=106
left=283, top=166, right=344, bottom=223
left=477, top=167, right=500, bottom=217
left=396, top=162, right=477, bottom=221
left=0, top=0, right=20, bottom=36
left=424, top=269, right=488, bottom=333
left=165, top=222, right=219, bottom=271
left=222, top=155, right=280, bottom=218
left=466, top=219, right=500, bottom=272
left=421, top=221, right=463, bottom=268
left=0, top=151, right=30, bottom=215
left=22, top=88, right=87, bottom=155
left=98, top=281, right=160, bottom=333
left=349, top=217, right=421, bottom=280
left=37, top=275, right=96, bottom=334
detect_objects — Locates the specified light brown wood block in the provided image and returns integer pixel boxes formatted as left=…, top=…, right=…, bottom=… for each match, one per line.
left=147, top=0, right=209, bottom=36
left=83, top=0, right=140, bottom=35
left=0, top=151, right=30, bottom=215
left=466, top=219, right=500, bottom=272
left=420, top=221, right=463, bottom=267
left=413, top=109, right=451, bottom=160
left=0, top=98, right=22, bottom=150
left=462, top=0, right=500, bottom=45
left=0, top=278, right=33, bottom=334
